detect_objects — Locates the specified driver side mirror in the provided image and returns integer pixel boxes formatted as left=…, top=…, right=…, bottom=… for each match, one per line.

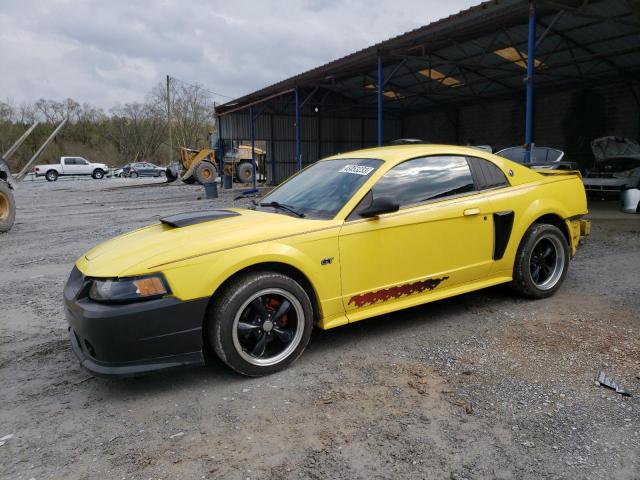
left=359, top=197, right=399, bottom=218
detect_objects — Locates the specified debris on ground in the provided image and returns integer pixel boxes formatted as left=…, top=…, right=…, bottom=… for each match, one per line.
left=169, top=432, right=185, bottom=439
left=452, top=399, right=474, bottom=414
left=0, top=433, right=14, bottom=446
left=408, top=378, right=429, bottom=395
left=595, top=371, right=631, bottom=396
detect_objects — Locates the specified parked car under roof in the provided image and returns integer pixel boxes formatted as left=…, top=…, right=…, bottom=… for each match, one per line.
left=582, top=137, right=640, bottom=197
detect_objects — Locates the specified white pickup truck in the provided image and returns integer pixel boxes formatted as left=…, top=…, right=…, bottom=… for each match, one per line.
left=34, top=157, right=110, bottom=182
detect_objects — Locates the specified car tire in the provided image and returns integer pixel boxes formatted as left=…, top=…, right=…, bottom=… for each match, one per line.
left=45, top=170, right=58, bottom=182
left=512, top=223, right=569, bottom=299
left=92, top=169, right=105, bottom=180
left=208, top=271, right=314, bottom=376
left=165, top=168, right=178, bottom=182
left=236, top=161, right=254, bottom=183
left=129, top=171, right=138, bottom=179
left=0, top=181, right=16, bottom=233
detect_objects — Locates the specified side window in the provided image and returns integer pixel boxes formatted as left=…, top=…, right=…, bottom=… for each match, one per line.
left=467, top=156, right=508, bottom=190
left=372, top=155, right=474, bottom=207
left=66, top=158, right=77, bottom=165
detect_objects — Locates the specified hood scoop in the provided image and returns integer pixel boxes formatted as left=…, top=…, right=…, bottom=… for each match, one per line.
left=160, top=210, right=240, bottom=228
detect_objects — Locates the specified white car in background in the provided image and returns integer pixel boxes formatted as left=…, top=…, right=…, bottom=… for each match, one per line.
left=34, top=156, right=110, bottom=182
left=583, top=137, right=640, bottom=198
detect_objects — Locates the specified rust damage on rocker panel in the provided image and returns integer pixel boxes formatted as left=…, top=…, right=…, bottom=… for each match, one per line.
left=348, top=276, right=450, bottom=308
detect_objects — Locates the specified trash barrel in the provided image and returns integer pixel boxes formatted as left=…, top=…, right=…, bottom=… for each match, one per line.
left=204, top=182, right=218, bottom=199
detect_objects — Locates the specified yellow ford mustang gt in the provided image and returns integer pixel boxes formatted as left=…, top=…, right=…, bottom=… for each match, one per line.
left=64, top=144, right=590, bottom=377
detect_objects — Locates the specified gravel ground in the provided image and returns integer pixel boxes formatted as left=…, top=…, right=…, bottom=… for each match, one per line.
left=0, top=177, right=638, bottom=480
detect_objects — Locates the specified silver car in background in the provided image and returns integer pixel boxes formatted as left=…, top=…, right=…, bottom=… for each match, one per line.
left=583, top=137, right=640, bottom=201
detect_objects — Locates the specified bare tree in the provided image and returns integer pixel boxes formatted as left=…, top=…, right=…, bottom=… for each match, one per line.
left=107, top=102, right=166, bottom=163
left=151, top=80, right=216, bottom=152
left=33, top=98, right=81, bottom=123
left=1, top=79, right=218, bottom=168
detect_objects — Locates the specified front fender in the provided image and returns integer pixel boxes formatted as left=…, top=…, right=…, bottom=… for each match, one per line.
left=161, top=236, right=342, bottom=321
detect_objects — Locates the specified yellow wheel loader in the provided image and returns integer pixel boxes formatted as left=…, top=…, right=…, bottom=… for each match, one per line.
left=167, top=145, right=266, bottom=185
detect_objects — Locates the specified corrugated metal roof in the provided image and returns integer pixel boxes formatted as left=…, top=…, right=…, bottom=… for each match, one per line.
left=217, top=0, right=640, bottom=115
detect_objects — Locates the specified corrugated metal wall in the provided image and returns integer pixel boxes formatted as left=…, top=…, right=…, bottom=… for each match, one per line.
left=220, top=111, right=401, bottom=184
left=402, top=82, right=640, bottom=168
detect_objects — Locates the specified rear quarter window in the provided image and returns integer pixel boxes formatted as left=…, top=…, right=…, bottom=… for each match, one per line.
left=467, top=156, right=509, bottom=190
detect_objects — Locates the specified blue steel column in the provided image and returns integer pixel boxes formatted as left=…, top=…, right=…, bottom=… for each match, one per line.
left=249, top=106, right=256, bottom=189
left=377, top=54, right=383, bottom=147
left=295, top=88, right=301, bottom=171
left=524, top=0, right=536, bottom=163
left=218, top=114, right=231, bottom=189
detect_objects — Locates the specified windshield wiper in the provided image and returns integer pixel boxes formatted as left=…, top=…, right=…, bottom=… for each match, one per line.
left=259, top=201, right=305, bottom=218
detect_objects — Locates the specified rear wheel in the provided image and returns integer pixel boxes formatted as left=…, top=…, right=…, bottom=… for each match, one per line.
left=45, top=170, right=58, bottom=182
left=512, top=224, right=569, bottom=299
left=208, top=271, right=313, bottom=376
left=236, top=161, right=254, bottom=183
left=0, top=181, right=16, bottom=233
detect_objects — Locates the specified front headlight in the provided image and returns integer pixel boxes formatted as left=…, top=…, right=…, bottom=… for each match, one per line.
left=88, top=274, right=170, bottom=303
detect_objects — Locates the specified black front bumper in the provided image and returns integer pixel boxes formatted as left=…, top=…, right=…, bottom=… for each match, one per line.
left=64, top=267, right=210, bottom=377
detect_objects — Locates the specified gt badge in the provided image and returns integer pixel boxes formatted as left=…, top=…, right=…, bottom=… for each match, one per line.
left=321, top=257, right=334, bottom=266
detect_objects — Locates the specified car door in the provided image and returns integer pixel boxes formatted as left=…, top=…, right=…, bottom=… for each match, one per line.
left=63, top=158, right=78, bottom=174
left=135, top=162, right=149, bottom=175
left=338, top=155, right=494, bottom=320
left=76, top=158, right=92, bottom=175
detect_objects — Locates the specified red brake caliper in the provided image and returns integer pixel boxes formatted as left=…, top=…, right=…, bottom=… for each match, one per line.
left=267, top=297, right=288, bottom=326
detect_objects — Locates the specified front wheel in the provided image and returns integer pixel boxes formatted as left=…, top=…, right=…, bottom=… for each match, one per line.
left=512, top=224, right=569, bottom=299
left=92, top=169, right=105, bottom=180
left=129, top=171, right=138, bottom=178
left=208, top=271, right=313, bottom=376
left=194, top=161, right=217, bottom=184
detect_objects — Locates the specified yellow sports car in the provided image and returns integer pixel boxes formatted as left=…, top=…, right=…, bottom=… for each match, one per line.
left=64, top=144, right=591, bottom=377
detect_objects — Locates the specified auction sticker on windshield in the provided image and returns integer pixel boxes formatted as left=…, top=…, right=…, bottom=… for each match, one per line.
left=339, top=165, right=375, bottom=175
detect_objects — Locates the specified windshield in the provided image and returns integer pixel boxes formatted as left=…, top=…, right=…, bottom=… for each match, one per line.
left=258, top=158, right=383, bottom=219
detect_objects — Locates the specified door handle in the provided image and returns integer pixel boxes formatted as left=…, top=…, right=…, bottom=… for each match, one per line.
left=463, top=208, right=480, bottom=216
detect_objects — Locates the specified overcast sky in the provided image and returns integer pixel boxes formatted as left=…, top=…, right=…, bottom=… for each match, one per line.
left=0, top=0, right=479, bottom=110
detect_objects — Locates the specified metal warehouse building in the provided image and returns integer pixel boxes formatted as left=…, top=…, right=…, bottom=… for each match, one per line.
left=216, top=0, right=640, bottom=185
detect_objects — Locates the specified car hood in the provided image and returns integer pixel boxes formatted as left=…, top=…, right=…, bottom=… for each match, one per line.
left=77, top=208, right=329, bottom=277
left=591, top=136, right=640, bottom=163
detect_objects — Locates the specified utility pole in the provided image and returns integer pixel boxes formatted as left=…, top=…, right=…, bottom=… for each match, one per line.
left=166, top=75, right=173, bottom=166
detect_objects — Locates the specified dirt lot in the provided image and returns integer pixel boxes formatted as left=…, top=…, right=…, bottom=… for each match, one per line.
left=1, top=178, right=639, bottom=480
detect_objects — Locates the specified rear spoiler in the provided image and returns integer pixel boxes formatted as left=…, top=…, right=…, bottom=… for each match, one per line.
left=534, top=169, right=582, bottom=179
left=527, top=161, right=578, bottom=170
